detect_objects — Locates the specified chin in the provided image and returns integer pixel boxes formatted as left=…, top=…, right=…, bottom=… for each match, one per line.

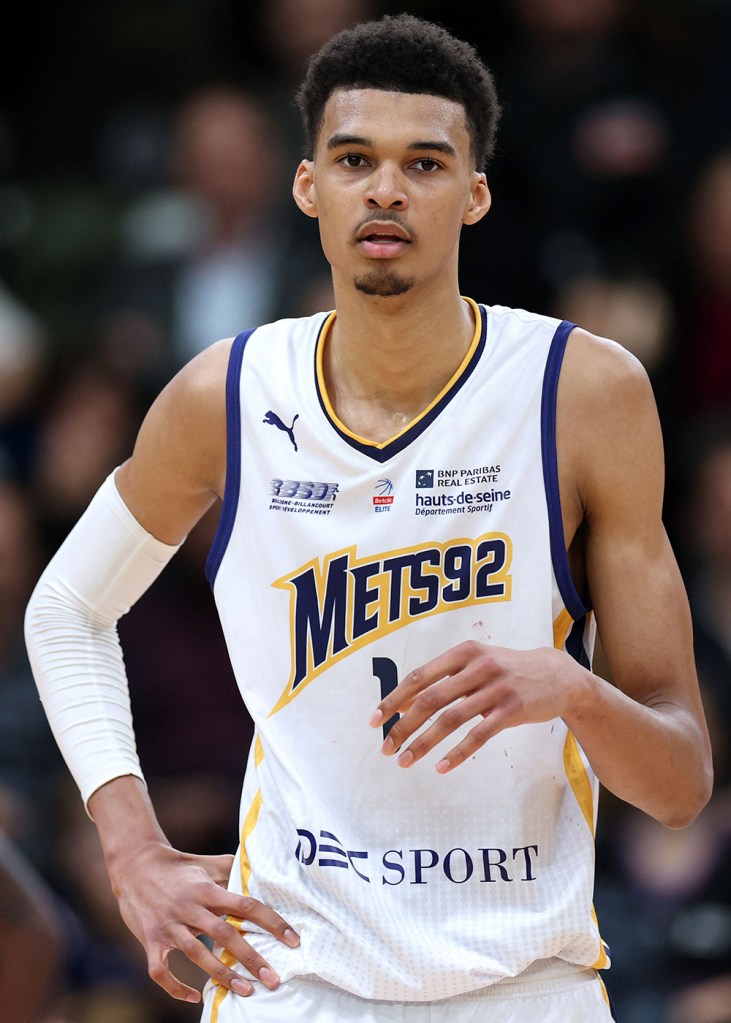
left=354, top=268, right=415, bottom=298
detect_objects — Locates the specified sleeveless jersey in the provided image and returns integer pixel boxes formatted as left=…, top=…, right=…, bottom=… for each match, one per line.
left=206, top=300, right=607, bottom=1003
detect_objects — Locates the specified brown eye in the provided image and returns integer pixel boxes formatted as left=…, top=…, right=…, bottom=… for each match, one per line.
left=340, top=154, right=367, bottom=168
left=413, top=158, right=441, bottom=172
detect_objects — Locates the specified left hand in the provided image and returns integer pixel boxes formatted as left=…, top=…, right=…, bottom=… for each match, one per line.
left=369, top=641, right=581, bottom=772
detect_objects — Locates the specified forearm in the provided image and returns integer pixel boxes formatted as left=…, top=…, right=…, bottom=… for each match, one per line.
left=25, top=580, right=144, bottom=805
left=88, top=776, right=172, bottom=881
left=564, top=656, right=713, bottom=828
left=24, top=471, right=181, bottom=808
left=87, top=778, right=298, bottom=1004
left=371, top=640, right=712, bottom=829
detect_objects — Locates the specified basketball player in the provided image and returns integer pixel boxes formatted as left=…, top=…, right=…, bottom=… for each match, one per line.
left=25, top=14, right=712, bottom=1023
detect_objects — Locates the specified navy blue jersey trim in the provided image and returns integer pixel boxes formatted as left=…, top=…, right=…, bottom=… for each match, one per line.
left=206, top=329, right=255, bottom=587
left=540, top=320, right=590, bottom=621
left=315, top=305, right=488, bottom=463
left=565, top=615, right=591, bottom=669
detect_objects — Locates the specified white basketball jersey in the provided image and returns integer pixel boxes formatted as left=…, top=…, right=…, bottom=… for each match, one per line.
left=206, top=300, right=608, bottom=1003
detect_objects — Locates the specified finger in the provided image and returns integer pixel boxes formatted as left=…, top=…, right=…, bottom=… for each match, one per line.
left=381, top=650, right=502, bottom=754
left=369, top=652, right=460, bottom=726
left=434, top=714, right=510, bottom=773
left=147, top=941, right=209, bottom=1003
left=393, top=691, right=498, bottom=766
left=199, top=915, right=282, bottom=989
left=379, top=672, right=472, bottom=754
left=155, top=918, right=276, bottom=995
left=369, top=641, right=492, bottom=726
left=176, top=903, right=294, bottom=990
left=216, top=893, right=300, bottom=948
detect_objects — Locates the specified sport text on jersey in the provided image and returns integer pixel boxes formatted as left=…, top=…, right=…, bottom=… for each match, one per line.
left=269, top=533, right=512, bottom=714
left=295, top=827, right=539, bottom=886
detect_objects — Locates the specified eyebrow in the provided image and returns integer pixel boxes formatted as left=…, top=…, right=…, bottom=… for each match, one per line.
left=407, top=140, right=457, bottom=158
left=326, top=133, right=456, bottom=158
left=326, top=133, right=372, bottom=150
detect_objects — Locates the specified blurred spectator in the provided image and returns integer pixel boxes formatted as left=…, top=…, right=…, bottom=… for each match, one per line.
left=29, top=358, right=142, bottom=556
left=670, top=416, right=731, bottom=782
left=669, top=974, right=731, bottom=1023
left=0, top=279, right=44, bottom=421
left=0, top=831, right=63, bottom=1023
left=485, top=0, right=701, bottom=306
left=96, top=85, right=324, bottom=384
left=598, top=794, right=731, bottom=1023
left=670, top=152, right=731, bottom=422
left=554, top=272, right=675, bottom=376
left=0, top=479, right=64, bottom=873
left=0, top=279, right=46, bottom=484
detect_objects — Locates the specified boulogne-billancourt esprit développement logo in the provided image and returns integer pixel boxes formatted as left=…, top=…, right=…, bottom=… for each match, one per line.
left=269, top=478, right=339, bottom=517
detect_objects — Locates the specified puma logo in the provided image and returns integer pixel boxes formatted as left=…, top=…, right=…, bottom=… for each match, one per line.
left=263, top=410, right=299, bottom=452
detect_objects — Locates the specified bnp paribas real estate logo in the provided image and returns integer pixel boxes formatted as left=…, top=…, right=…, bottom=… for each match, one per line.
left=415, top=469, right=434, bottom=489
left=373, top=478, right=394, bottom=512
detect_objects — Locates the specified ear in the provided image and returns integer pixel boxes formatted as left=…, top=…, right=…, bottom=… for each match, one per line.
left=292, top=160, right=318, bottom=219
left=463, top=172, right=491, bottom=226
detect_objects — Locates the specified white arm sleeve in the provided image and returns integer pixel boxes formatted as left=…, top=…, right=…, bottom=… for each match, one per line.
left=24, top=471, right=182, bottom=809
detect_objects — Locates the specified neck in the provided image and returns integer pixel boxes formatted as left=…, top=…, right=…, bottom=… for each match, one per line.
left=323, top=282, right=477, bottom=443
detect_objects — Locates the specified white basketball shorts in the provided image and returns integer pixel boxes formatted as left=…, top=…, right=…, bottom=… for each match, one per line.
left=200, top=961, right=614, bottom=1022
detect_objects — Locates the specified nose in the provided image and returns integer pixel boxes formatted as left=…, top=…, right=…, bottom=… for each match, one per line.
left=365, top=162, right=408, bottom=210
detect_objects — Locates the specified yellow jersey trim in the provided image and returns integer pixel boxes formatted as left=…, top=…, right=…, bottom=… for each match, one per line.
left=315, top=297, right=484, bottom=449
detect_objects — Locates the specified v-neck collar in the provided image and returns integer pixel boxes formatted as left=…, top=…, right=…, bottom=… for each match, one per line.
left=314, top=298, right=487, bottom=464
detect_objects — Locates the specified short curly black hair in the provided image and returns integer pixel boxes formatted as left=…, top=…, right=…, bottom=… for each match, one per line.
left=295, top=14, right=501, bottom=170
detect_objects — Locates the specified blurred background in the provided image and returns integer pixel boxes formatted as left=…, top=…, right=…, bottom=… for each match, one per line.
left=1, top=1, right=730, bottom=1020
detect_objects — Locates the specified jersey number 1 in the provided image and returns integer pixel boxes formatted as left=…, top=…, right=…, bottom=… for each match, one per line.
left=372, top=657, right=400, bottom=741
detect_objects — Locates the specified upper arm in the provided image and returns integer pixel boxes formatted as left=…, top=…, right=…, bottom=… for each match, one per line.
left=115, top=339, right=232, bottom=545
left=559, top=329, right=707, bottom=726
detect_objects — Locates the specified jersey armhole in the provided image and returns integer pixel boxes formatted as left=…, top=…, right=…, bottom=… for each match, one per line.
left=206, top=329, right=255, bottom=587
left=540, top=320, right=591, bottom=621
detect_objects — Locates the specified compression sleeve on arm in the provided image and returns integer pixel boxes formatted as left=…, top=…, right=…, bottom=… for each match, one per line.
left=24, top=471, right=182, bottom=809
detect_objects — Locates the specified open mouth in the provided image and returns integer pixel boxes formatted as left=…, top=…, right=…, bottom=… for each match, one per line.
left=364, top=233, right=408, bottom=244
left=356, top=220, right=411, bottom=243
left=356, top=224, right=412, bottom=258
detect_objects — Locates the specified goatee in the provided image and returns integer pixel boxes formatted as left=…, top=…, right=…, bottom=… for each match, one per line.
left=354, top=268, right=415, bottom=297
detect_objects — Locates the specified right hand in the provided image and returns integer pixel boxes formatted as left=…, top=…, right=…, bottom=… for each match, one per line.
left=110, top=840, right=299, bottom=1003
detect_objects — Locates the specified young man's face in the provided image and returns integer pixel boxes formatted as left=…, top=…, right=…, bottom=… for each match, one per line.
left=293, top=88, right=490, bottom=299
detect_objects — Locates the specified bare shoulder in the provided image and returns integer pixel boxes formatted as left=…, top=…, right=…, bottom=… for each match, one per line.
left=163, top=337, right=233, bottom=410
left=116, top=339, right=234, bottom=543
left=560, top=326, right=654, bottom=413
left=557, top=327, right=664, bottom=522
left=137, top=337, right=233, bottom=467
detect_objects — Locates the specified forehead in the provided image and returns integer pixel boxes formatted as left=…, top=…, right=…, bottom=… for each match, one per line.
left=316, top=88, right=472, bottom=157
